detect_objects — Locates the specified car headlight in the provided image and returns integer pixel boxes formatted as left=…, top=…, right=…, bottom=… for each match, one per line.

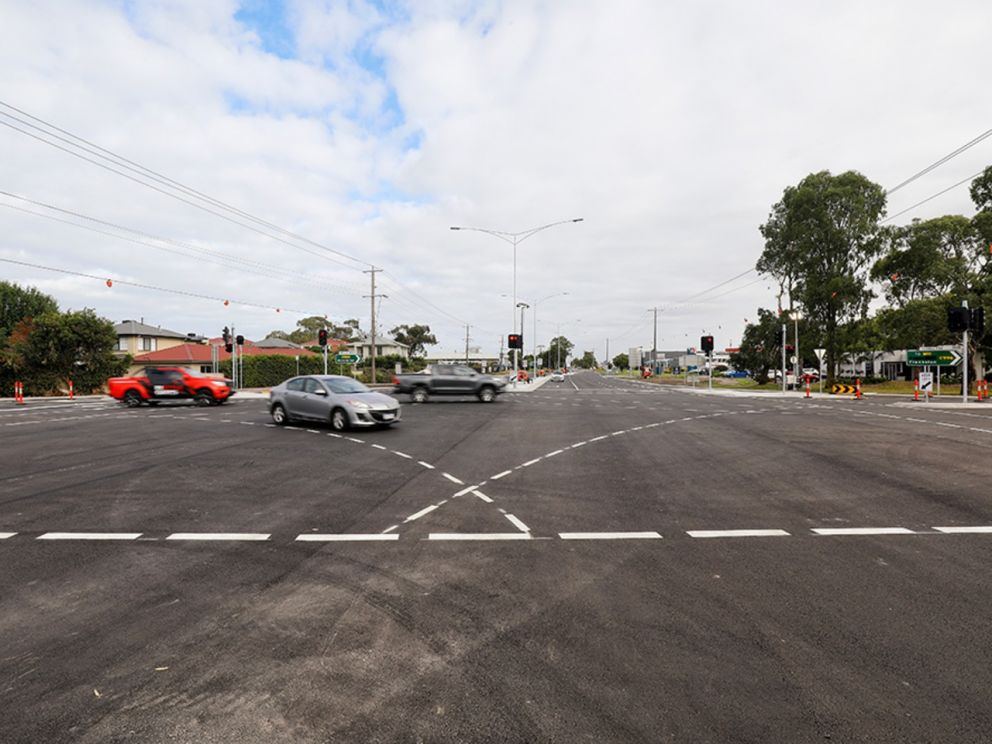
left=213, top=381, right=227, bottom=388
left=348, top=400, right=371, bottom=409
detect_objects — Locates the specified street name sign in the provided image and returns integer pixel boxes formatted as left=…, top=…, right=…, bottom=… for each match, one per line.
left=906, top=349, right=961, bottom=367
left=334, top=353, right=362, bottom=364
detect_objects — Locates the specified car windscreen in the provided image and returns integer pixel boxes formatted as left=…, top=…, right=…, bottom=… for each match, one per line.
left=321, top=377, right=370, bottom=394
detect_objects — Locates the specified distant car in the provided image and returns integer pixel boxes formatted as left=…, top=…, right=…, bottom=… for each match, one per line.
left=394, top=364, right=507, bottom=403
left=551, top=371, right=565, bottom=382
left=269, top=375, right=400, bottom=430
left=720, top=370, right=749, bottom=378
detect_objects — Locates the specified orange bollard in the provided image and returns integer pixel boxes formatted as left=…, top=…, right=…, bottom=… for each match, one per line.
left=15, top=380, right=25, bottom=405
left=913, top=378, right=919, bottom=402
left=68, top=379, right=74, bottom=400
left=855, top=377, right=862, bottom=400
left=804, top=377, right=811, bottom=399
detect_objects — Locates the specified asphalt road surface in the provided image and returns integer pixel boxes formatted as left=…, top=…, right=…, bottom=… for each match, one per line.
left=2, top=371, right=992, bottom=743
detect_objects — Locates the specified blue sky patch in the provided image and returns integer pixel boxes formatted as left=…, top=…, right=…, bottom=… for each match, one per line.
left=235, top=0, right=296, bottom=59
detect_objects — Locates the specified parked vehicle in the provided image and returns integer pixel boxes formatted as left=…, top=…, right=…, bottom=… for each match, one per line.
left=107, top=367, right=233, bottom=407
left=269, top=375, right=400, bottom=429
left=393, top=364, right=506, bottom=403
left=551, top=371, right=565, bottom=382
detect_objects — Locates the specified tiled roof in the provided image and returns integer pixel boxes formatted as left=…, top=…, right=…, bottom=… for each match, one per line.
left=133, top=343, right=319, bottom=363
left=114, top=320, right=188, bottom=339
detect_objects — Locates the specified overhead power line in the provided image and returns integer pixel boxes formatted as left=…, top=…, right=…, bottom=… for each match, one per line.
left=0, top=256, right=320, bottom=315
left=882, top=168, right=986, bottom=224
left=886, top=127, right=992, bottom=196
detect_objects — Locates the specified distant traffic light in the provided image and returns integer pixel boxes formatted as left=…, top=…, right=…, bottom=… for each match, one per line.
left=222, top=326, right=231, bottom=345
left=235, top=334, right=244, bottom=346
left=318, top=329, right=328, bottom=346
left=948, top=307, right=970, bottom=333
left=700, top=335, right=714, bottom=353
left=224, top=343, right=233, bottom=353
left=508, top=333, right=523, bottom=349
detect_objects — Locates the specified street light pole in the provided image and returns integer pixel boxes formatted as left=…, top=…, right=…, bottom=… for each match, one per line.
left=517, top=302, right=529, bottom=380
left=533, top=291, right=568, bottom=380
left=450, top=218, right=583, bottom=388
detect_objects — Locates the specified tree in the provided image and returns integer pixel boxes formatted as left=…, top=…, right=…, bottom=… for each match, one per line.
left=280, top=316, right=361, bottom=344
left=611, top=353, right=629, bottom=370
left=540, top=336, right=573, bottom=369
left=1, top=281, right=58, bottom=341
left=389, top=324, right=437, bottom=357
left=758, top=170, right=887, bottom=385
left=5, top=309, right=127, bottom=394
left=729, top=308, right=783, bottom=384
left=572, top=350, right=598, bottom=369
left=969, top=165, right=992, bottom=213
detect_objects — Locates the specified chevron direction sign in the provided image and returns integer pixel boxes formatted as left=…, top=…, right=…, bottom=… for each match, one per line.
left=830, top=384, right=857, bottom=394
left=906, top=349, right=961, bottom=367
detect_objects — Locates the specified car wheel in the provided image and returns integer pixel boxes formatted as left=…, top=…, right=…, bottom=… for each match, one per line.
left=330, top=408, right=349, bottom=431
left=271, top=403, right=289, bottom=425
left=195, top=391, right=214, bottom=407
left=477, top=385, right=496, bottom=403
left=123, top=390, right=143, bottom=407
left=411, top=387, right=429, bottom=404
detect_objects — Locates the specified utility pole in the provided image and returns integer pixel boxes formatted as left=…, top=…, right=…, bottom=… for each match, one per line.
left=649, top=306, right=658, bottom=373
left=499, top=335, right=505, bottom=371
left=963, top=300, right=969, bottom=404
left=465, top=325, right=470, bottom=364
left=781, top=322, right=788, bottom=394
left=364, top=267, right=386, bottom=384
left=606, top=338, right=610, bottom=368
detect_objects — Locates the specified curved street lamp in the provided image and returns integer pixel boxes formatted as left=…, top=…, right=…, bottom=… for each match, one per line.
left=450, top=218, right=583, bottom=386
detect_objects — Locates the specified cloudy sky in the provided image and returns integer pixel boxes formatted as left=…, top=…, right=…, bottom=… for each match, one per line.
left=1, top=0, right=990, bottom=360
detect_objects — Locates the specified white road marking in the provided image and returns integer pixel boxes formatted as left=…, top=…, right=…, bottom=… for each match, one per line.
left=611, top=430, right=626, bottom=436
left=428, top=533, right=532, bottom=541
left=166, top=533, right=271, bottom=541
left=442, top=472, right=464, bottom=484
left=545, top=449, right=563, bottom=458
left=504, top=514, right=530, bottom=532
left=371, top=443, right=387, bottom=450
left=404, top=504, right=439, bottom=522
left=418, top=461, right=436, bottom=469
left=346, top=437, right=364, bottom=443
left=38, top=532, right=142, bottom=540
left=812, top=527, right=916, bottom=536
left=381, top=524, right=399, bottom=533
left=589, top=435, right=608, bottom=442
left=453, top=485, right=478, bottom=497
left=307, top=429, right=320, bottom=433
left=296, top=534, right=398, bottom=542
left=393, top=451, right=413, bottom=459
left=559, top=531, right=662, bottom=540
left=328, top=433, right=342, bottom=438
left=572, top=440, right=588, bottom=447
left=687, top=529, right=790, bottom=538
left=936, top=422, right=962, bottom=429
left=491, top=470, right=512, bottom=480
left=521, top=458, right=542, bottom=467
left=474, top=491, right=493, bottom=503
left=0, top=532, right=16, bottom=539
left=934, top=526, right=992, bottom=534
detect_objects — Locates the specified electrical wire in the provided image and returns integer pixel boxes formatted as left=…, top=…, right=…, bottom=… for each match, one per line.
left=886, top=127, right=992, bottom=196
left=0, top=256, right=320, bottom=315
left=882, top=169, right=985, bottom=224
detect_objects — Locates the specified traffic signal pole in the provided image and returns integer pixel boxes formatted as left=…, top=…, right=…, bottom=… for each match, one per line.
left=963, top=300, right=969, bottom=404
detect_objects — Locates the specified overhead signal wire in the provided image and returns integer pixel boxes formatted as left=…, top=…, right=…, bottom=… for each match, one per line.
left=0, top=257, right=319, bottom=315
left=886, top=127, right=992, bottom=196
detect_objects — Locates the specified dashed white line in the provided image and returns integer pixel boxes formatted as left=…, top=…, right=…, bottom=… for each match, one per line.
left=418, top=461, right=436, bottom=469
left=545, top=449, right=563, bottom=458
left=589, top=435, right=608, bottom=442
left=166, top=533, right=271, bottom=541
left=428, top=533, right=532, bottom=541
left=572, top=440, right=588, bottom=447
left=442, top=472, right=464, bottom=484
left=404, top=504, right=439, bottom=522
left=933, top=526, right=992, bottom=534
left=346, top=437, right=364, bottom=443
left=504, top=514, right=530, bottom=532
left=38, top=532, right=142, bottom=540
left=371, top=443, right=388, bottom=450
left=453, top=485, right=478, bottom=497
left=393, top=451, right=413, bottom=459
left=521, top=458, right=542, bottom=467
left=0, top=532, right=16, bottom=539
left=296, top=534, right=398, bottom=542
left=687, top=529, right=790, bottom=538
left=559, top=531, right=662, bottom=540
left=812, top=527, right=916, bottom=536
left=491, top=470, right=512, bottom=480
left=474, top=491, right=493, bottom=503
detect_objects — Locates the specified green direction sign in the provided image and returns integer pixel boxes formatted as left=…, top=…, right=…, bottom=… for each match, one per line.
left=334, top=353, right=362, bottom=364
left=906, top=349, right=961, bottom=367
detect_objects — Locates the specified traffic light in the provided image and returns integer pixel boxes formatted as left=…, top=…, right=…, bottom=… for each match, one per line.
left=236, top=334, right=244, bottom=346
left=700, top=335, right=714, bottom=353
left=508, top=333, right=523, bottom=349
left=971, top=307, right=986, bottom=337
left=318, top=329, right=328, bottom=346
left=224, top=343, right=233, bottom=353
left=222, top=326, right=231, bottom=345
left=948, top=307, right=970, bottom=333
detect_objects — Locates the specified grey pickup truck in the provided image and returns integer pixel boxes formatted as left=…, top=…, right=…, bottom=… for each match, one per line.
left=392, top=364, right=507, bottom=403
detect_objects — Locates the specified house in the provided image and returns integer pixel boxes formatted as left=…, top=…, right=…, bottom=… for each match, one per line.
left=425, top=348, right=501, bottom=373
left=130, top=339, right=318, bottom=375
left=114, top=319, right=197, bottom=357
left=347, top=333, right=410, bottom=360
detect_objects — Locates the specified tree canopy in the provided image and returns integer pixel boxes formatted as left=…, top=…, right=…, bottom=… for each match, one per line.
left=389, top=324, right=437, bottom=357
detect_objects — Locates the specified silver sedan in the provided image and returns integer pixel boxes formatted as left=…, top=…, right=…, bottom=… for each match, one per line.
left=269, top=375, right=401, bottom=430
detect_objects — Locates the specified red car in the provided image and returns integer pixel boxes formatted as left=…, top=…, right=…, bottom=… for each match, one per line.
left=107, top=367, right=234, bottom=407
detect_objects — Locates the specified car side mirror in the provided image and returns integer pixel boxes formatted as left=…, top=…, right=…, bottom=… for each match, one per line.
left=314, top=388, right=328, bottom=396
